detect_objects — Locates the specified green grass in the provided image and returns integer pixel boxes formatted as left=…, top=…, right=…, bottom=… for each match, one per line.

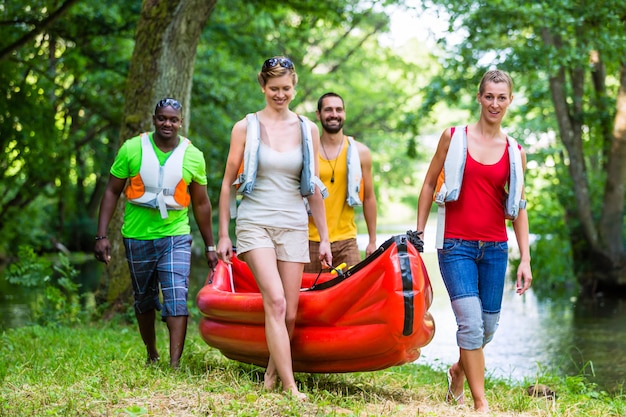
left=1, top=321, right=624, bottom=417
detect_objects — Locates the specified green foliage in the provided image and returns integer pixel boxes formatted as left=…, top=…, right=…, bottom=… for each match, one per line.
left=122, top=406, right=149, bottom=416
left=6, top=245, right=52, bottom=287
left=520, top=143, right=578, bottom=297
left=5, top=246, right=94, bottom=326
left=0, top=0, right=139, bottom=256
left=0, top=194, right=59, bottom=256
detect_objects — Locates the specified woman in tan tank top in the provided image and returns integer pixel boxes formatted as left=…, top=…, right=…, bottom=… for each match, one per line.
left=216, top=56, right=332, bottom=401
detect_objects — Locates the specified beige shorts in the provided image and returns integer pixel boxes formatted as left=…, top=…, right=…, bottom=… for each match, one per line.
left=235, top=224, right=310, bottom=263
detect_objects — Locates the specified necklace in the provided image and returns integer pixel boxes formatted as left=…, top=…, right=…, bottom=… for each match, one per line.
left=321, top=139, right=343, bottom=183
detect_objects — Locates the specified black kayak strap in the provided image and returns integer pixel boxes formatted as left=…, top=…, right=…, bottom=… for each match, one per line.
left=395, top=234, right=415, bottom=336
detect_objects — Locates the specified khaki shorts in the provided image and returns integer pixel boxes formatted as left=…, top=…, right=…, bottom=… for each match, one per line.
left=236, top=224, right=310, bottom=263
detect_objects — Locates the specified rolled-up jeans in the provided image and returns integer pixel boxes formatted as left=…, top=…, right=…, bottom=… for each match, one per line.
left=438, top=238, right=508, bottom=350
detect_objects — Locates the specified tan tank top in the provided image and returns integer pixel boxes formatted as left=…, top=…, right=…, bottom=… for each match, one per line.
left=237, top=143, right=308, bottom=229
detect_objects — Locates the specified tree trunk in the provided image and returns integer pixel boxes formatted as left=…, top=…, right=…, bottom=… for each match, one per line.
left=542, top=28, right=626, bottom=294
left=97, top=0, right=217, bottom=312
left=599, top=63, right=626, bottom=286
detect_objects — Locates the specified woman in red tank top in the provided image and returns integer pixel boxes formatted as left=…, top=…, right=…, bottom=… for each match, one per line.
left=416, top=70, right=533, bottom=412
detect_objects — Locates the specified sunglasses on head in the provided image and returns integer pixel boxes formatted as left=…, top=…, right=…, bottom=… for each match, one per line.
left=155, top=98, right=182, bottom=111
left=262, top=57, right=294, bottom=71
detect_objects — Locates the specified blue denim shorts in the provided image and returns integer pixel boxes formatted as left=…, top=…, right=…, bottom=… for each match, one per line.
left=438, top=238, right=509, bottom=349
left=437, top=238, right=509, bottom=313
left=124, top=235, right=192, bottom=320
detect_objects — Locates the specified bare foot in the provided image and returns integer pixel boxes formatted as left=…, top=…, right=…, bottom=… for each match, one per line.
left=263, top=371, right=277, bottom=391
left=446, top=365, right=465, bottom=405
left=286, top=387, right=307, bottom=402
left=146, top=355, right=160, bottom=366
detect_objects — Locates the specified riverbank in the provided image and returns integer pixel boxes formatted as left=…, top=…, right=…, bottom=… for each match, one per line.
left=1, top=322, right=623, bottom=416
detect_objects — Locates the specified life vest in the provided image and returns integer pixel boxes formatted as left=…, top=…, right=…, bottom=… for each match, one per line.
left=230, top=113, right=328, bottom=218
left=345, top=136, right=364, bottom=207
left=125, top=132, right=191, bottom=219
left=433, top=126, right=525, bottom=249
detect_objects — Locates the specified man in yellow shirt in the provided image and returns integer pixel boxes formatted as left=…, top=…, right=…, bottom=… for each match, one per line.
left=305, top=92, right=377, bottom=273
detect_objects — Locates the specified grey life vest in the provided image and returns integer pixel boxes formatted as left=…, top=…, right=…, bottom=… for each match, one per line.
left=345, top=136, right=364, bottom=207
left=230, top=113, right=327, bottom=218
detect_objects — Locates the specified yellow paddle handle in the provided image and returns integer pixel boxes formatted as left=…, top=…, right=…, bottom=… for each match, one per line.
left=330, top=262, right=347, bottom=275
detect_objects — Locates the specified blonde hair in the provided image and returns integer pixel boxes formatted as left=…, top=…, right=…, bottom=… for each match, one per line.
left=257, top=56, right=298, bottom=87
left=478, top=69, right=513, bottom=96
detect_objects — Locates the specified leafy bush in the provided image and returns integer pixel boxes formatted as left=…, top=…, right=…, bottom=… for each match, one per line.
left=6, top=245, right=95, bottom=326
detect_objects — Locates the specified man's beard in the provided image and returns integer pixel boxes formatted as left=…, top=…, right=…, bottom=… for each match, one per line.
left=321, top=119, right=343, bottom=134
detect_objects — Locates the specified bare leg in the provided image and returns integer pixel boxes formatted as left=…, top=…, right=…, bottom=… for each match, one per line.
left=264, top=272, right=298, bottom=390
left=136, top=310, right=160, bottom=363
left=460, top=347, right=489, bottom=412
left=245, top=249, right=306, bottom=400
left=166, top=315, right=188, bottom=369
left=276, top=259, right=305, bottom=399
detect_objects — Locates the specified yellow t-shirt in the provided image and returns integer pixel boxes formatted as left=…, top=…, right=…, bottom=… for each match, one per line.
left=308, top=137, right=357, bottom=242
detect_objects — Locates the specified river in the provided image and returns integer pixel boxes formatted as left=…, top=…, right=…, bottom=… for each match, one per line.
left=1, top=238, right=624, bottom=393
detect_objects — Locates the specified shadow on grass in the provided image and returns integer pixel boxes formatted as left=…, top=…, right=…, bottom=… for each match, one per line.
left=300, top=372, right=414, bottom=403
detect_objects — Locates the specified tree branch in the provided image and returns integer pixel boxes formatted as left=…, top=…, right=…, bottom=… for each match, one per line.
left=299, top=18, right=387, bottom=103
left=0, top=0, right=81, bottom=61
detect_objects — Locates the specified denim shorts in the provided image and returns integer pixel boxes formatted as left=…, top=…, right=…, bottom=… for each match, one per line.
left=124, top=235, right=192, bottom=320
left=438, top=238, right=509, bottom=314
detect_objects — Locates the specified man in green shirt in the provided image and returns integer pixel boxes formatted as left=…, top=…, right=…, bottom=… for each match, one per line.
left=94, top=98, right=218, bottom=368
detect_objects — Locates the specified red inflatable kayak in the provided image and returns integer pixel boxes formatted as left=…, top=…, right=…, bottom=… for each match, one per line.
left=196, top=233, right=435, bottom=373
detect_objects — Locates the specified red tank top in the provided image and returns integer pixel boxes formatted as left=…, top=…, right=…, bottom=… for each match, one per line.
left=444, top=144, right=509, bottom=242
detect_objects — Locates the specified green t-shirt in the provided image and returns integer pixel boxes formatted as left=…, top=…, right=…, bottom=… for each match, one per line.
left=110, top=133, right=208, bottom=240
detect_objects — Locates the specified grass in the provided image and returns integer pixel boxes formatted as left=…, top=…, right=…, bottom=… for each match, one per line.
left=1, top=320, right=624, bottom=417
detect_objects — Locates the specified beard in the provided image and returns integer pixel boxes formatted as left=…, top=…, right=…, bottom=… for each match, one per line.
left=321, top=118, right=343, bottom=134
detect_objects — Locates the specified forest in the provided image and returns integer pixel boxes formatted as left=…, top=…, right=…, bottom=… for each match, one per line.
left=2, top=0, right=626, bottom=306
